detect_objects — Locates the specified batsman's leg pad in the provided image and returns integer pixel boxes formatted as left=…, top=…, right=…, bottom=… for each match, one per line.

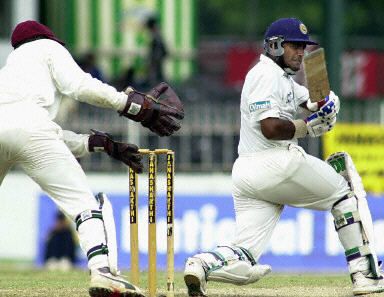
left=193, top=245, right=271, bottom=286
left=331, top=195, right=380, bottom=277
left=208, top=259, right=271, bottom=285
left=326, top=151, right=365, bottom=199
left=355, top=195, right=381, bottom=277
left=327, top=152, right=380, bottom=277
left=331, top=194, right=363, bottom=251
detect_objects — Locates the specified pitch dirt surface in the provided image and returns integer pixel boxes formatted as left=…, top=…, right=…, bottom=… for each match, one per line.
left=1, top=265, right=384, bottom=297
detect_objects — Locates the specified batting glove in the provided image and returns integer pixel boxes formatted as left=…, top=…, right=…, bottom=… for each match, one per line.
left=305, top=112, right=337, bottom=137
left=306, top=91, right=340, bottom=118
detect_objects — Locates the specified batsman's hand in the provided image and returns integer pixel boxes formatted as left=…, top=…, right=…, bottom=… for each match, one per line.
left=305, top=112, right=337, bottom=137
left=119, top=82, right=184, bottom=137
left=88, top=129, right=143, bottom=173
left=317, top=91, right=340, bottom=118
left=307, top=91, right=340, bottom=117
left=304, top=91, right=340, bottom=137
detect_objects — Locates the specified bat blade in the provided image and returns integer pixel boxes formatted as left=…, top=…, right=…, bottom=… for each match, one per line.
left=303, top=48, right=330, bottom=102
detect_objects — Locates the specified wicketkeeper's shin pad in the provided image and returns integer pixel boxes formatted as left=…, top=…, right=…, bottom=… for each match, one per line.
left=95, top=192, right=119, bottom=275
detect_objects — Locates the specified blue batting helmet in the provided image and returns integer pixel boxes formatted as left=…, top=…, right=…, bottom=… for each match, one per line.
left=264, top=18, right=318, bottom=56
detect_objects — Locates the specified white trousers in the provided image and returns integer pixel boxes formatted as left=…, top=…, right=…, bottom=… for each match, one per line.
left=232, top=145, right=350, bottom=260
left=0, top=102, right=108, bottom=269
left=0, top=102, right=98, bottom=218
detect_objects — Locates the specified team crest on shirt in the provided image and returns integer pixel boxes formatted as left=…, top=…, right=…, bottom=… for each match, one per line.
left=286, top=91, right=294, bottom=103
left=249, top=100, right=271, bottom=112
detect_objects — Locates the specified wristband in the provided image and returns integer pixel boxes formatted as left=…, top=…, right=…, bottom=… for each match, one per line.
left=292, top=119, right=308, bottom=138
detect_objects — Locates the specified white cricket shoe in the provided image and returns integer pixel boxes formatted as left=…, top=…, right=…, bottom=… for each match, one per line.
left=89, top=267, right=144, bottom=297
left=352, top=271, right=384, bottom=296
left=184, top=258, right=208, bottom=297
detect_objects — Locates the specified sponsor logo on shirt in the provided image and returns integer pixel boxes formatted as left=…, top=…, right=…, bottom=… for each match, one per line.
left=249, top=100, right=271, bottom=112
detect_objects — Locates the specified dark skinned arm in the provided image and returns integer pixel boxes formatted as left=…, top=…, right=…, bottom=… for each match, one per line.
left=260, top=117, right=296, bottom=140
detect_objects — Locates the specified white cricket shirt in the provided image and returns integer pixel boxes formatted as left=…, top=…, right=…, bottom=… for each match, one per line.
left=238, top=54, right=310, bottom=154
left=0, top=39, right=127, bottom=119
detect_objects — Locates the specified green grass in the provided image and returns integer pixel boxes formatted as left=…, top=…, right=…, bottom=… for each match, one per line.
left=0, top=264, right=381, bottom=297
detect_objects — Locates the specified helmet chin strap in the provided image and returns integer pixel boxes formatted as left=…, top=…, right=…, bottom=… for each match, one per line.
left=283, top=67, right=297, bottom=75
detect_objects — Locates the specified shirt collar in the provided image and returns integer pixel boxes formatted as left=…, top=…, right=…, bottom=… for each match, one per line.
left=260, top=54, right=290, bottom=78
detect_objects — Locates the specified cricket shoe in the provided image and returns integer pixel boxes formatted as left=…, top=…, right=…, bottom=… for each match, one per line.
left=352, top=271, right=384, bottom=296
left=89, top=267, right=144, bottom=297
left=184, top=257, right=208, bottom=297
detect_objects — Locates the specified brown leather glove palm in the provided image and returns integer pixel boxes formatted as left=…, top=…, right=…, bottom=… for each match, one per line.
left=88, top=129, right=143, bottom=173
left=119, top=82, right=184, bottom=136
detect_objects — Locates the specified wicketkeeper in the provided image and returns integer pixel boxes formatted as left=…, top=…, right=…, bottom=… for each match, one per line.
left=0, top=20, right=184, bottom=297
left=183, top=17, right=384, bottom=297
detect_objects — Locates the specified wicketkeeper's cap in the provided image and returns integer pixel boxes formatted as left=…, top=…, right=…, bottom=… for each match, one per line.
left=264, top=17, right=318, bottom=45
left=11, top=20, right=65, bottom=49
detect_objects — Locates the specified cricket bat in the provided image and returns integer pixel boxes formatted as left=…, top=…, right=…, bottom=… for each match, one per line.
left=303, top=48, right=330, bottom=102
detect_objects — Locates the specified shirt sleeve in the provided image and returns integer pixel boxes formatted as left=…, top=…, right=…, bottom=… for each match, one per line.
left=61, top=130, right=90, bottom=158
left=293, top=80, right=310, bottom=106
left=246, top=72, right=281, bottom=122
left=46, top=42, right=126, bottom=111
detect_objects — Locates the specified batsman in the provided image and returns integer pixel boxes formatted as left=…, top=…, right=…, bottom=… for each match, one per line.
left=184, top=18, right=384, bottom=296
left=0, top=20, right=184, bottom=297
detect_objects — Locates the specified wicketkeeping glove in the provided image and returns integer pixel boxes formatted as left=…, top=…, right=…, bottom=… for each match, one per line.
left=88, top=129, right=143, bottom=173
left=119, top=82, right=184, bottom=137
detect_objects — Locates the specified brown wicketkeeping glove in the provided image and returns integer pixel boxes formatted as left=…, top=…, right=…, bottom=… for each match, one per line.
left=88, top=129, right=143, bottom=173
left=118, top=82, right=184, bottom=136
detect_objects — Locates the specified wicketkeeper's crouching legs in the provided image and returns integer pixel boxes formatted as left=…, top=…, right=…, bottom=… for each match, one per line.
left=12, top=117, right=145, bottom=297
left=327, top=152, right=384, bottom=296
left=184, top=245, right=271, bottom=297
